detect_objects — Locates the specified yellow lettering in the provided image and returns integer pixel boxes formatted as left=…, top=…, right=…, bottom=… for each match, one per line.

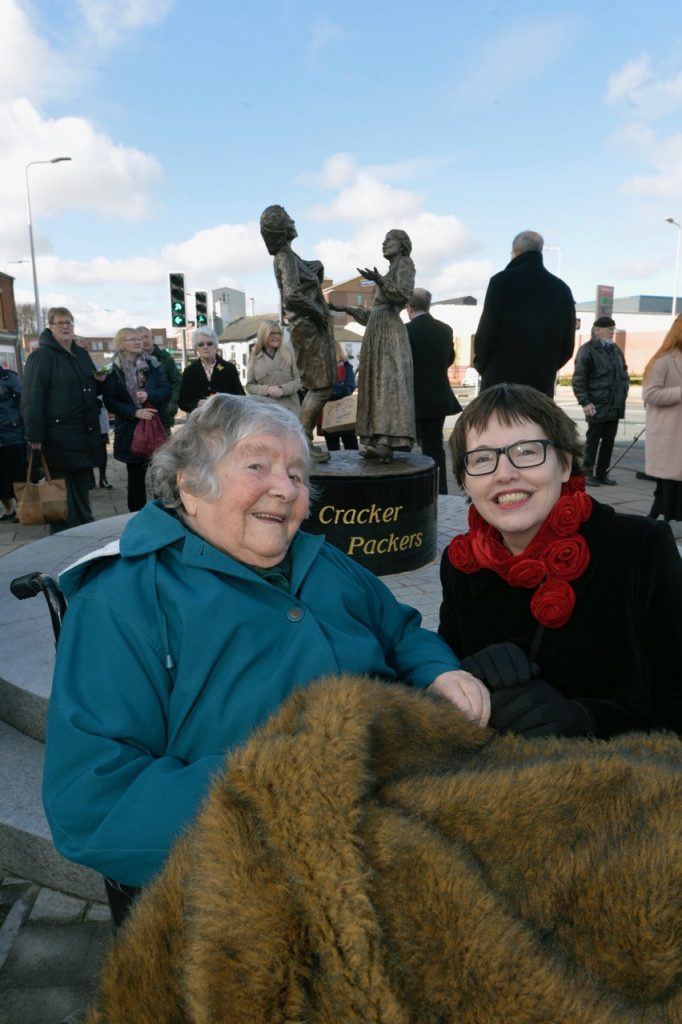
left=347, top=536, right=365, bottom=555
left=319, top=505, right=334, bottom=525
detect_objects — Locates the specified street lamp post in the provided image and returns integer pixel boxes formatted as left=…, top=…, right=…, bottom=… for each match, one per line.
left=25, top=157, right=72, bottom=334
left=4, top=259, right=29, bottom=274
left=665, top=217, right=681, bottom=324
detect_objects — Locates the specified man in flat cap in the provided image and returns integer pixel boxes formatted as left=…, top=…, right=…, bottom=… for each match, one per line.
left=572, top=316, right=629, bottom=486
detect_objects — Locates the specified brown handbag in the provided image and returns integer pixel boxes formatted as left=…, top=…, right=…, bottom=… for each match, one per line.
left=14, top=450, right=68, bottom=526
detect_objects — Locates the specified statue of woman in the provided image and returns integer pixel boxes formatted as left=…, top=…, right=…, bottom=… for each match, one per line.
left=329, top=229, right=416, bottom=463
left=260, top=205, right=335, bottom=462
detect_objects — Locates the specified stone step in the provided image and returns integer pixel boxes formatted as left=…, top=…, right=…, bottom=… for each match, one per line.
left=0, top=719, right=104, bottom=902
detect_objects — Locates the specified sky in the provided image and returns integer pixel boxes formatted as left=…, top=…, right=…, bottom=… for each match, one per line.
left=2, top=0, right=682, bottom=336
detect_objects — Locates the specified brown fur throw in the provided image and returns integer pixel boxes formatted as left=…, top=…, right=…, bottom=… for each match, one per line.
left=86, top=675, right=682, bottom=1023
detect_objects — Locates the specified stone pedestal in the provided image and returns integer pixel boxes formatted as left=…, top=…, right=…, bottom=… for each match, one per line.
left=301, top=451, right=437, bottom=576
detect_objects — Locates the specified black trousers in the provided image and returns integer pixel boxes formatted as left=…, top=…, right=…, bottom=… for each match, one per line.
left=417, top=416, right=448, bottom=494
left=126, top=462, right=149, bottom=512
left=104, top=877, right=141, bottom=931
left=324, top=430, right=358, bottom=451
left=48, top=468, right=95, bottom=535
left=584, top=419, right=619, bottom=478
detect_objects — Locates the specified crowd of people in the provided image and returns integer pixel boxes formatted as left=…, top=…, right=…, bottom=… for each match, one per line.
left=5, top=255, right=682, bottom=948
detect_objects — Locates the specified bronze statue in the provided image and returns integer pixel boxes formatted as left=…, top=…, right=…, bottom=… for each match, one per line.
left=260, top=205, right=335, bottom=462
left=329, top=229, right=416, bottom=463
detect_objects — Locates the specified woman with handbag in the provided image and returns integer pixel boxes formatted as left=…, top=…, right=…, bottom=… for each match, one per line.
left=103, top=328, right=171, bottom=512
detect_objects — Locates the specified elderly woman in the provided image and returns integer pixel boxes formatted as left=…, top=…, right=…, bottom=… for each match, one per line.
left=246, top=320, right=301, bottom=416
left=178, top=326, right=244, bottom=413
left=329, top=229, right=416, bottom=463
left=440, top=382, right=682, bottom=739
left=43, top=395, right=487, bottom=925
left=103, top=327, right=171, bottom=511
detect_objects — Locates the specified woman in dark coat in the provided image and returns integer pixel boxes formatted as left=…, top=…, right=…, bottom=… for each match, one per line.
left=103, top=327, right=171, bottom=512
left=178, top=327, right=244, bottom=413
left=21, top=306, right=103, bottom=532
left=440, top=383, right=682, bottom=739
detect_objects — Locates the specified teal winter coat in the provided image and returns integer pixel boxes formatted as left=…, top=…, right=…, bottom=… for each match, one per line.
left=43, top=502, right=461, bottom=887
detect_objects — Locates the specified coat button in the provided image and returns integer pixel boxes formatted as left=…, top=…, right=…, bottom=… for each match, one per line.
left=287, top=607, right=304, bottom=622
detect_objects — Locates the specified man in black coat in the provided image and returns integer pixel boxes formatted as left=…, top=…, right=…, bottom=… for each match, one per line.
left=22, top=307, right=103, bottom=532
left=473, top=231, right=576, bottom=396
left=406, top=289, right=461, bottom=494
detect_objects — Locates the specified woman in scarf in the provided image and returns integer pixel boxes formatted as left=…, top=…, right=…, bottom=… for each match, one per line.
left=103, top=328, right=171, bottom=511
left=440, top=382, right=682, bottom=739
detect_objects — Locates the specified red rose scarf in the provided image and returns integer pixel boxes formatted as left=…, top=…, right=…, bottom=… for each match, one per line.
left=447, top=476, right=592, bottom=629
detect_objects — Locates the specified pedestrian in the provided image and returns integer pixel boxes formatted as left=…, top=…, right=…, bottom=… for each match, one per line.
left=406, top=287, right=461, bottom=493
left=572, top=315, right=629, bottom=486
left=0, top=364, right=26, bottom=521
left=137, top=325, right=182, bottom=426
left=178, top=327, right=244, bottom=414
left=21, top=307, right=103, bottom=532
left=642, top=313, right=682, bottom=521
left=473, top=231, right=576, bottom=396
left=246, top=320, right=301, bottom=417
left=102, top=327, right=171, bottom=512
left=321, top=339, right=359, bottom=452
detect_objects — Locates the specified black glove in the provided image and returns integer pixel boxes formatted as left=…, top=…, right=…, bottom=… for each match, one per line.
left=489, top=680, right=593, bottom=738
left=461, top=642, right=537, bottom=690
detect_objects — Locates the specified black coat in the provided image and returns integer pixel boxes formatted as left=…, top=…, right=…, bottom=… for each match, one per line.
left=0, top=368, right=24, bottom=446
left=439, top=500, right=682, bottom=738
left=21, top=330, right=102, bottom=471
left=178, top=358, right=244, bottom=413
left=103, top=360, right=172, bottom=464
left=473, top=251, right=576, bottom=396
left=572, top=338, right=629, bottom=421
left=406, top=313, right=461, bottom=419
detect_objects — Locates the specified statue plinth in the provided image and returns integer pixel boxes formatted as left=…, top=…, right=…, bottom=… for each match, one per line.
left=301, top=451, right=437, bottom=576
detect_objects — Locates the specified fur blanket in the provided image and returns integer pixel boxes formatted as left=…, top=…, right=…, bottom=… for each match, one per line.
left=86, top=676, right=682, bottom=1024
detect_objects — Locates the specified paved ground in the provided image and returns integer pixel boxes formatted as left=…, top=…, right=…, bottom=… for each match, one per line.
left=0, top=388, right=675, bottom=1023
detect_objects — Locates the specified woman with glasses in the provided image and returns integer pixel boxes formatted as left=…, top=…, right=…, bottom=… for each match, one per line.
left=439, top=382, right=682, bottom=739
left=178, top=327, right=244, bottom=414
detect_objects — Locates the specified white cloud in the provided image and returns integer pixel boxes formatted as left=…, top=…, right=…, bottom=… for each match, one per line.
left=621, top=133, right=682, bottom=199
left=76, top=0, right=174, bottom=47
left=308, top=172, right=424, bottom=223
left=162, top=222, right=270, bottom=276
left=0, top=97, right=163, bottom=250
left=0, top=0, right=80, bottom=103
left=607, top=54, right=682, bottom=120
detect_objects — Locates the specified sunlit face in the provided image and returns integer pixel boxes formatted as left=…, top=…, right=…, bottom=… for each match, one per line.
left=382, top=232, right=402, bottom=259
left=462, top=414, right=570, bottom=556
left=138, top=328, right=154, bottom=351
left=120, top=330, right=142, bottom=356
left=196, top=338, right=216, bottom=363
left=179, top=431, right=310, bottom=568
left=265, top=328, right=282, bottom=352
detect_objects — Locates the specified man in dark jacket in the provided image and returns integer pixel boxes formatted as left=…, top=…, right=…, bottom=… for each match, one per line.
left=138, top=326, right=182, bottom=425
left=21, top=307, right=103, bottom=532
left=406, top=289, right=461, bottom=494
left=473, top=231, right=576, bottom=396
left=572, top=316, right=629, bottom=487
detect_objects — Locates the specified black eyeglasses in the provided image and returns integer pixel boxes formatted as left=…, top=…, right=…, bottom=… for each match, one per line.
left=462, top=439, right=558, bottom=476
left=196, top=342, right=215, bottom=348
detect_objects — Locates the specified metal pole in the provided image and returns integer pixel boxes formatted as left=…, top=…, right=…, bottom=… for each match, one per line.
left=24, top=157, right=72, bottom=336
left=665, top=218, right=681, bottom=324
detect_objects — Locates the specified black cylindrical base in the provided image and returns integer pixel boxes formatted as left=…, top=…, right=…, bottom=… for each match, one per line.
left=301, top=451, right=437, bottom=576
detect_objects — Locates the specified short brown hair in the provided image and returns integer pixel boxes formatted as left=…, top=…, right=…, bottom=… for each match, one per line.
left=449, top=383, right=583, bottom=487
left=47, top=307, right=73, bottom=325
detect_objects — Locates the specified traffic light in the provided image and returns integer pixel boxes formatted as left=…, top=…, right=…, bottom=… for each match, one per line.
left=195, top=291, right=208, bottom=326
left=169, top=273, right=186, bottom=327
